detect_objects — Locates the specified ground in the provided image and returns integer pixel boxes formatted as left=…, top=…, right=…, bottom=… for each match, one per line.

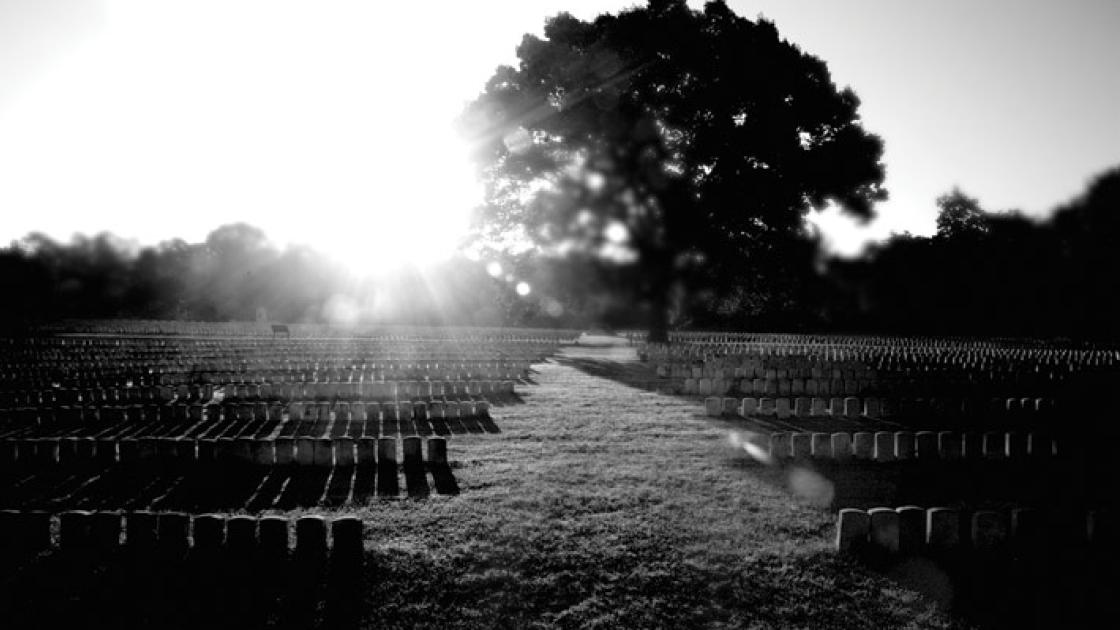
left=356, top=344, right=958, bottom=629
left=0, top=340, right=964, bottom=629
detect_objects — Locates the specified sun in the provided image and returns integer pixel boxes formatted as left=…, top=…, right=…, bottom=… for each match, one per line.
left=299, top=128, right=482, bottom=275
left=0, top=1, right=489, bottom=277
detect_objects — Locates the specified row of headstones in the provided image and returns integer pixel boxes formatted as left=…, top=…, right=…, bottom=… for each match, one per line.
left=762, top=430, right=1058, bottom=461
left=0, top=435, right=449, bottom=469
left=287, top=399, right=490, bottom=421
left=642, top=332, right=1095, bottom=353
left=0, top=380, right=517, bottom=407
left=1, top=350, right=538, bottom=364
left=664, top=365, right=873, bottom=381
left=669, top=361, right=1093, bottom=385
left=704, top=395, right=1056, bottom=419
left=0, top=366, right=530, bottom=384
left=0, top=509, right=362, bottom=559
left=647, top=344, right=1104, bottom=371
left=3, top=354, right=537, bottom=372
left=36, top=324, right=566, bottom=339
left=0, top=398, right=493, bottom=427
left=835, top=506, right=1114, bottom=554
left=199, top=379, right=519, bottom=400
left=685, top=373, right=1061, bottom=398
left=685, top=377, right=872, bottom=397
left=668, top=349, right=1089, bottom=372
left=8, top=331, right=554, bottom=349
left=706, top=395, right=869, bottom=418
left=1, top=356, right=533, bottom=374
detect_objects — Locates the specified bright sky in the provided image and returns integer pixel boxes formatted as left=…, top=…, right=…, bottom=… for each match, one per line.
left=1, top=0, right=1117, bottom=265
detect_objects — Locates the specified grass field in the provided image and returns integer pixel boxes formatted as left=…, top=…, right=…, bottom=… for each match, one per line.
left=353, top=344, right=957, bottom=629
left=2, top=342, right=963, bottom=628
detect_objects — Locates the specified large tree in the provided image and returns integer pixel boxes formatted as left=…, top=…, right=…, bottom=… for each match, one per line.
left=459, top=0, right=886, bottom=340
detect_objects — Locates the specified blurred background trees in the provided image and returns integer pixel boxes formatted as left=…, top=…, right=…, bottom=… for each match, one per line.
left=833, top=166, right=1120, bottom=339
left=0, top=224, right=553, bottom=330
left=1, top=165, right=1118, bottom=338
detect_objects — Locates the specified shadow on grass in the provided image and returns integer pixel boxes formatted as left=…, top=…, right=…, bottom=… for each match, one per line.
left=377, top=459, right=400, bottom=497
left=0, top=545, right=368, bottom=629
left=726, top=453, right=1109, bottom=513
left=3, top=395, right=515, bottom=443
left=5, top=538, right=937, bottom=630
left=487, top=392, right=526, bottom=407
left=0, top=483, right=981, bottom=630
left=430, top=462, right=460, bottom=495
left=355, top=544, right=954, bottom=629
left=553, top=355, right=685, bottom=397
left=850, top=537, right=1120, bottom=629
left=0, top=460, right=460, bottom=512
left=404, top=460, right=430, bottom=499
left=724, top=451, right=1120, bottom=628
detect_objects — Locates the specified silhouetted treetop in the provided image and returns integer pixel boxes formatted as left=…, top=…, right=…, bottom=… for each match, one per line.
left=935, top=188, right=990, bottom=241
left=829, top=165, right=1120, bottom=339
left=1052, top=165, right=1120, bottom=247
left=460, top=0, right=886, bottom=340
left=0, top=225, right=561, bottom=329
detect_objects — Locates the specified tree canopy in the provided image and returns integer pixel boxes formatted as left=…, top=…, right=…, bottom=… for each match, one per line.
left=4, top=165, right=1119, bottom=339
left=826, top=165, right=1120, bottom=339
left=935, top=188, right=989, bottom=241
left=460, top=0, right=886, bottom=339
left=0, top=225, right=558, bottom=330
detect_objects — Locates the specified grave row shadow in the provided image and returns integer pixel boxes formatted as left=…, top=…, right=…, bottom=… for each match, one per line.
left=7, top=536, right=1114, bottom=629
left=702, top=404, right=1075, bottom=437
left=705, top=404, right=1069, bottom=435
left=5, top=411, right=501, bottom=441
left=556, top=355, right=1096, bottom=435
left=558, top=356, right=949, bottom=435
left=731, top=415, right=904, bottom=434
left=0, top=461, right=460, bottom=512
left=858, top=532, right=1120, bottom=629
left=554, top=356, right=684, bottom=396
left=730, top=451, right=1120, bottom=512
left=729, top=445, right=1120, bottom=627
left=0, top=546, right=367, bottom=629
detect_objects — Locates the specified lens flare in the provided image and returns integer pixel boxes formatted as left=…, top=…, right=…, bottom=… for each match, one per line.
left=728, top=431, right=774, bottom=465
left=543, top=298, right=564, bottom=317
left=604, top=221, right=628, bottom=243
left=323, top=293, right=360, bottom=326
left=787, top=467, right=834, bottom=507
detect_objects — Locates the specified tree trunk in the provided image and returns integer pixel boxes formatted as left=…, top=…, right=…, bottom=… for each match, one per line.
left=647, top=290, right=671, bottom=343
left=642, top=246, right=677, bottom=344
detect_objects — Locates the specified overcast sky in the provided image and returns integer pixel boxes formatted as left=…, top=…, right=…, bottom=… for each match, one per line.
left=0, top=0, right=1117, bottom=262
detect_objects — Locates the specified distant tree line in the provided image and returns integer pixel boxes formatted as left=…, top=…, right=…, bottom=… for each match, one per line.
left=0, top=224, right=576, bottom=330
left=823, top=166, right=1120, bottom=339
left=2, top=166, right=1118, bottom=339
left=671, top=165, right=1120, bottom=340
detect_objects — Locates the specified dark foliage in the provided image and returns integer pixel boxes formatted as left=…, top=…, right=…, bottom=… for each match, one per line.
left=830, top=166, right=1120, bottom=340
left=5, top=166, right=1118, bottom=338
left=459, top=0, right=886, bottom=340
left=0, top=224, right=573, bottom=330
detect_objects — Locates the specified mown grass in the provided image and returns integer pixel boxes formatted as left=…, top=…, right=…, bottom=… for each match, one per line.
left=1, top=344, right=963, bottom=628
left=351, top=345, right=960, bottom=629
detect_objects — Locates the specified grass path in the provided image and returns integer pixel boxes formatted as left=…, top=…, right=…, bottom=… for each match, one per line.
left=358, top=346, right=960, bottom=629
